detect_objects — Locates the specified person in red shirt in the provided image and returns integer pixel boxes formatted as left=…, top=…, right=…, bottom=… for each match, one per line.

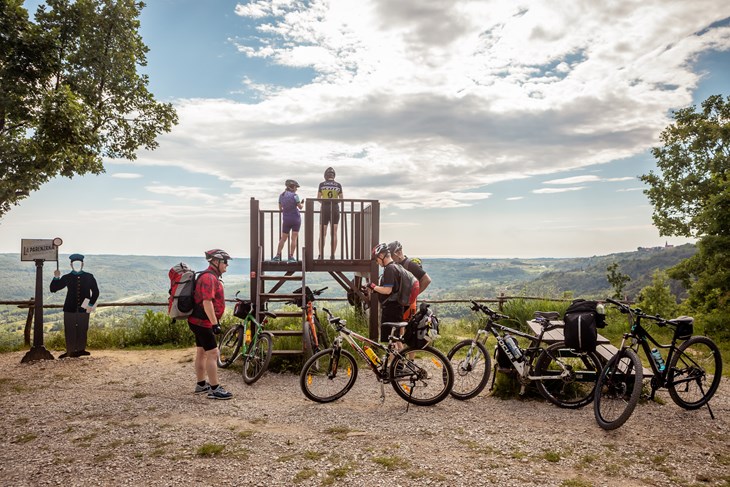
left=188, top=249, right=233, bottom=400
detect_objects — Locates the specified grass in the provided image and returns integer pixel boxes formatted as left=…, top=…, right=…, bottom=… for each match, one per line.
left=293, top=468, right=317, bottom=483
left=196, top=443, right=225, bottom=457
left=372, top=455, right=406, bottom=470
left=543, top=450, right=561, bottom=462
left=560, top=478, right=593, bottom=487
left=13, top=433, right=37, bottom=444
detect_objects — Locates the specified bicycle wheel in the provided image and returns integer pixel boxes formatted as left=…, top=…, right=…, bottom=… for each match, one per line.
left=313, top=314, right=330, bottom=350
left=668, top=336, right=722, bottom=409
left=242, top=332, right=273, bottom=385
left=535, top=342, right=602, bottom=409
left=300, top=348, right=358, bottom=403
left=303, top=319, right=316, bottom=358
left=390, top=346, right=454, bottom=406
left=217, top=326, right=243, bottom=368
left=447, top=339, right=491, bottom=400
left=594, top=348, right=643, bottom=430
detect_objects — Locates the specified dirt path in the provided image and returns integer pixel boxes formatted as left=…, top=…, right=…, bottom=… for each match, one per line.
left=1, top=349, right=728, bottom=486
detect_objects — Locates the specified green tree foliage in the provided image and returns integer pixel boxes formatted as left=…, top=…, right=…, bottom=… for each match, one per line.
left=0, top=0, right=177, bottom=217
left=637, top=270, right=678, bottom=318
left=640, top=95, right=730, bottom=322
left=606, top=262, right=631, bottom=299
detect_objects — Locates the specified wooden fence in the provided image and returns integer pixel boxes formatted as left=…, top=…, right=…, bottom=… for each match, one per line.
left=1, top=294, right=576, bottom=346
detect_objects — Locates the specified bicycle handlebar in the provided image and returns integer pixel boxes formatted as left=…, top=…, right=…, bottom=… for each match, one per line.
left=312, top=286, right=328, bottom=295
left=605, top=298, right=667, bottom=325
left=469, top=300, right=509, bottom=320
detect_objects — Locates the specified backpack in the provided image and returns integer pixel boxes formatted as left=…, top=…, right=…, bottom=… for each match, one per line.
left=167, top=263, right=212, bottom=321
left=403, top=303, right=440, bottom=349
left=563, top=299, right=605, bottom=353
left=388, top=263, right=418, bottom=307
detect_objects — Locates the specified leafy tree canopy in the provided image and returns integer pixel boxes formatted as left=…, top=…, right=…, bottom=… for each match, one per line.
left=640, top=94, right=729, bottom=238
left=0, top=0, right=177, bottom=217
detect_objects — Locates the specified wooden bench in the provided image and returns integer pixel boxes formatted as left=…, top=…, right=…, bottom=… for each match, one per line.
left=526, top=320, right=652, bottom=377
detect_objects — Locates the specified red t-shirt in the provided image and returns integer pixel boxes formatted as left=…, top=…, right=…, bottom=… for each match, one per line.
left=188, top=266, right=225, bottom=327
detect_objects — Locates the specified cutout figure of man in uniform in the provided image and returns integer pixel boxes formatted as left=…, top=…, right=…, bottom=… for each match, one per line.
left=50, top=254, right=99, bottom=358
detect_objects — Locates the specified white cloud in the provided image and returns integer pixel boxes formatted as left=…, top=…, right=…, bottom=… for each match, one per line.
left=111, top=172, right=143, bottom=179
left=145, top=185, right=220, bottom=203
left=506, top=196, right=524, bottom=201
left=144, top=1, right=730, bottom=210
left=533, top=186, right=586, bottom=194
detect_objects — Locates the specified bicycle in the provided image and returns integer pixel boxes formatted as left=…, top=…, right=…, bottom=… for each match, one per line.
left=447, top=301, right=602, bottom=408
left=291, top=286, right=330, bottom=357
left=217, top=293, right=277, bottom=385
left=594, top=298, right=722, bottom=430
left=300, top=306, right=454, bottom=407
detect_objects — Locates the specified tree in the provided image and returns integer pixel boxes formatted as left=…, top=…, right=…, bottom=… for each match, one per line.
left=640, top=95, right=730, bottom=327
left=636, top=270, right=678, bottom=318
left=0, top=0, right=177, bottom=217
left=606, top=262, right=631, bottom=299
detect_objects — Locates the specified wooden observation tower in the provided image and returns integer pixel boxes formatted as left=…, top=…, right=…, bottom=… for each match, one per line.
left=249, top=197, right=381, bottom=356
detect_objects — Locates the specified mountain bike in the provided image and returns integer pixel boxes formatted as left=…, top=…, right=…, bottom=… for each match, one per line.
left=291, top=286, right=330, bottom=358
left=447, top=301, right=602, bottom=408
left=594, top=298, right=722, bottom=430
left=300, top=306, right=454, bottom=407
left=217, top=294, right=276, bottom=385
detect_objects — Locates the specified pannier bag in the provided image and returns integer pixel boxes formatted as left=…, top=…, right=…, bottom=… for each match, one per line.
left=563, top=299, right=606, bottom=353
left=403, top=303, right=440, bottom=349
left=233, top=300, right=253, bottom=319
left=668, top=316, right=694, bottom=340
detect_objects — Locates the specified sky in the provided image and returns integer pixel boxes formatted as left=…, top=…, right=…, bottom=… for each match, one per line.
left=3, top=0, right=730, bottom=259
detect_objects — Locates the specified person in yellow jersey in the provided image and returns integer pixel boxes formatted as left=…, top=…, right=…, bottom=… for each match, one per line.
left=317, top=167, right=343, bottom=259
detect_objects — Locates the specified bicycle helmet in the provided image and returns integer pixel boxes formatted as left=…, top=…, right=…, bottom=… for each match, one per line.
left=387, top=241, right=402, bottom=255
left=285, top=179, right=300, bottom=190
left=324, top=167, right=336, bottom=179
left=204, top=249, right=231, bottom=262
left=372, top=243, right=389, bottom=259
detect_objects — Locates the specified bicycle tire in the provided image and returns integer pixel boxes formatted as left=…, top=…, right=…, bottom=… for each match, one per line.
left=447, top=339, right=491, bottom=400
left=300, top=348, right=358, bottom=403
left=303, top=319, right=316, bottom=360
left=594, top=348, right=643, bottom=430
left=313, top=314, right=330, bottom=350
left=668, top=335, right=722, bottom=410
left=534, top=342, right=602, bottom=409
left=217, top=326, right=243, bottom=368
left=243, top=332, right=273, bottom=385
left=390, top=346, right=454, bottom=406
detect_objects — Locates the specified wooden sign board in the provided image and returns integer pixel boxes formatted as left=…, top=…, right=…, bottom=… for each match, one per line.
left=21, top=239, right=59, bottom=262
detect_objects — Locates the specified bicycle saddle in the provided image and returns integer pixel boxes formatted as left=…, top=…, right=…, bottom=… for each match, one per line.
left=534, top=311, right=561, bottom=320
left=667, top=316, right=694, bottom=326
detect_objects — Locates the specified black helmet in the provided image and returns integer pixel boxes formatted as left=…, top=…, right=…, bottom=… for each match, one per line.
left=205, top=249, right=231, bottom=262
left=372, top=243, right=389, bottom=259
left=286, top=179, right=300, bottom=190
left=387, top=241, right=402, bottom=255
left=324, top=167, right=336, bottom=179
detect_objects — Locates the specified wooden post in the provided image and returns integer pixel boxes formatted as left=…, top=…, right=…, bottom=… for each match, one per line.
left=23, top=298, right=34, bottom=347
left=21, top=260, right=54, bottom=362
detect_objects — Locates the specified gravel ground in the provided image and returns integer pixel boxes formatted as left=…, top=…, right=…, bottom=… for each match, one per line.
left=1, top=348, right=728, bottom=487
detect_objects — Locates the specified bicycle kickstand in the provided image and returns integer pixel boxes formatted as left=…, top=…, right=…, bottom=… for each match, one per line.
left=700, top=383, right=716, bottom=420
left=379, top=381, right=386, bottom=403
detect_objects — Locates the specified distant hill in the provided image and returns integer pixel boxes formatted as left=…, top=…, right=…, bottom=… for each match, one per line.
left=1, top=244, right=695, bottom=305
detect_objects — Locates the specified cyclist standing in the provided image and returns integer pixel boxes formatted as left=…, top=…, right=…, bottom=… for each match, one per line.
left=317, top=167, right=343, bottom=260
left=367, top=244, right=405, bottom=342
left=388, top=240, right=431, bottom=320
left=188, top=249, right=233, bottom=400
left=274, top=179, right=304, bottom=263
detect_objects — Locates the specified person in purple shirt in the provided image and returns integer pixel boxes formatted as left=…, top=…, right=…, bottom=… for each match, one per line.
left=273, top=179, right=304, bottom=263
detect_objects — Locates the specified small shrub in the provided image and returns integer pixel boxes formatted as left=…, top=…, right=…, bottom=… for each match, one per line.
left=196, top=443, right=225, bottom=457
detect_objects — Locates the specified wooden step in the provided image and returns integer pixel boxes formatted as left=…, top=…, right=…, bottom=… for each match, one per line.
left=268, top=329, right=303, bottom=337
left=272, top=349, right=304, bottom=356
left=260, top=275, right=303, bottom=281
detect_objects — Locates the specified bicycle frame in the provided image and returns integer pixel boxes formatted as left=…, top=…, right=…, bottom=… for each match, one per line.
left=330, top=324, right=400, bottom=380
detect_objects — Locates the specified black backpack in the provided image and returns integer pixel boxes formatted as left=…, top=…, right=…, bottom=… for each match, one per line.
left=563, top=299, right=605, bottom=353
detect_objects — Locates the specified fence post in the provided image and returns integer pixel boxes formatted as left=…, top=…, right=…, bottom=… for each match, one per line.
left=23, top=298, right=34, bottom=347
left=498, top=292, right=506, bottom=312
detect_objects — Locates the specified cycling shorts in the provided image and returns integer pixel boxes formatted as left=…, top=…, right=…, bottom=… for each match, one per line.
left=282, top=214, right=301, bottom=234
left=188, top=322, right=217, bottom=351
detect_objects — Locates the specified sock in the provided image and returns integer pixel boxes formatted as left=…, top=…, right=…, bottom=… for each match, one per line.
left=197, top=380, right=206, bottom=387
left=211, top=384, right=219, bottom=390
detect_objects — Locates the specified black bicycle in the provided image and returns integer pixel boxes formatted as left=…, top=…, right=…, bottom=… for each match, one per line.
left=447, top=301, right=602, bottom=408
left=300, top=306, right=453, bottom=407
left=594, top=298, right=723, bottom=430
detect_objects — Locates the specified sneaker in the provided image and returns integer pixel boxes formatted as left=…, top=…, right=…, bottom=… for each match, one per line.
left=194, top=382, right=211, bottom=395
left=287, top=257, right=297, bottom=263
left=271, top=255, right=281, bottom=262
left=207, top=385, right=233, bottom=400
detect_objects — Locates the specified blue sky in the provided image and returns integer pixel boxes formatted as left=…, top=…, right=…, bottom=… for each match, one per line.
left=3, top=0, right=730, bottom=258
